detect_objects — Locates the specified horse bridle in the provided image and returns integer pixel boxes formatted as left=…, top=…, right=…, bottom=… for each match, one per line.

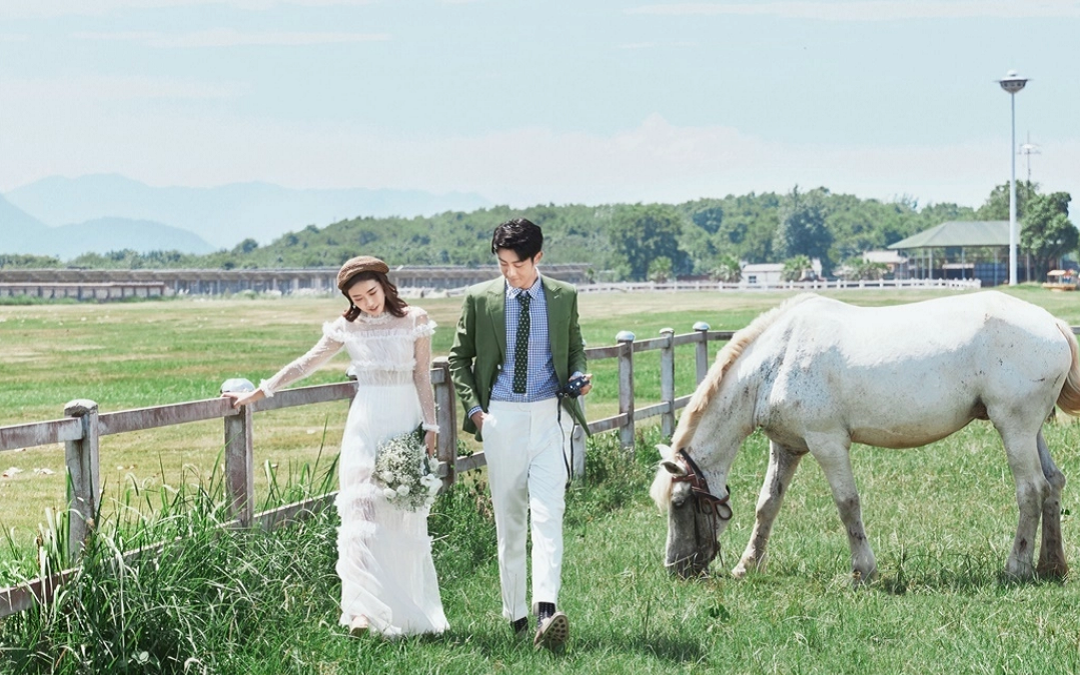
left=671, top=448, right=733, bottom=531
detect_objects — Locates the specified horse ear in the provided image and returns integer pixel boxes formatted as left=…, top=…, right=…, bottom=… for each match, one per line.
left=660, top=459, right=685, bottom=476
left=656, top=443, right=674, bottom=460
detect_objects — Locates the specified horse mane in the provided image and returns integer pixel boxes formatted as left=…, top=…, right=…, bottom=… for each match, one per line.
left=650, top=293, right=818, bottom=510
left=1055, top=318, right=1080, bottom=416
left=671, top=293, right=818, bottom=452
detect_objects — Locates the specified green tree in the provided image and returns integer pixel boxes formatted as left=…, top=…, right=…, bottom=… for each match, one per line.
left=648, top=256, right=673, bottom=283
left=1021, top=191, right=1077, bottom=277
left=976, top=180, right=1038, bottom=221
left=608, top=204, right=686, bottom=281
left=0, top=253, right=61, bottom=268
left=232, top=238, right=259, bottom=255
left=774, top=187, right=833, bottom=274
left=711, top=254, right=742, bottom=283
left=782, top=254, right=814, bottom=282
left=842, top=256, right=888, bottom=281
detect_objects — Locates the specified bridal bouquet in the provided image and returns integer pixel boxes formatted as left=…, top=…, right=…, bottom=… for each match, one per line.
left=374, top=425, right=442, bottom=511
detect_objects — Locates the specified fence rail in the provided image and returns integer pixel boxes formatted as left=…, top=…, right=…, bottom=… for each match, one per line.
left=0, top=322, right=734, bottom=618
left=576, top=278, right=982, bottom=293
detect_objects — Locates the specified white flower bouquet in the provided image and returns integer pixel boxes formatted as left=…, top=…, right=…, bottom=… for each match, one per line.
left=373, top=425, right=442, bottom=511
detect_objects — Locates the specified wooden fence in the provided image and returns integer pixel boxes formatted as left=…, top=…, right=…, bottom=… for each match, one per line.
left=0, top=323, right=735, bottom=618
left=574, top=278, right=982, bottom=294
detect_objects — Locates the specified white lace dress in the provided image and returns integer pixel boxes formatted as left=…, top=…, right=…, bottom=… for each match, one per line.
left=258, top=305, right=449, bottom=637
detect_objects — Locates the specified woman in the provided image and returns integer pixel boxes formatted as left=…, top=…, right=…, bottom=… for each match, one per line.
left=223, top=255, right=448, bottom=637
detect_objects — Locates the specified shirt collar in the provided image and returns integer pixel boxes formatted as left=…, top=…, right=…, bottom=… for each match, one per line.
left=506, top=275, right=542, bottom=301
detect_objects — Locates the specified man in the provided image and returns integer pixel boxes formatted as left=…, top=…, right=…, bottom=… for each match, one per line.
left=448, top=217, right=591, bottom=649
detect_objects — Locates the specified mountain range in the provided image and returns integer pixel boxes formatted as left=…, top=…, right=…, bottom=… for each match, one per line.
left=2, top=175, right=492, bottom=257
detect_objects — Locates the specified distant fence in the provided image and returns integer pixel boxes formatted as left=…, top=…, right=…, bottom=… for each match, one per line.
left=0, top=271, right=981, bottom=302
left=442, top=277, right=982, bottom=297
left=575, top=278, right=983, bottom=293
left=0, top=265, right=591, bottom=299
left=0, top=323, right=734, bottom=618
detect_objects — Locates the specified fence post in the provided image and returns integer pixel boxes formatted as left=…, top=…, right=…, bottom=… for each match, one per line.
left=659, top=327, right=675, bottom=438
left=616, top=330, right=636, bottom=453
left=432, top=357, right=457, bottom=490
left=693, top=321, right=711, bottom=385
left=64, top=399, right=100, bottom=562
left=221, top=379, right=255, bottom=528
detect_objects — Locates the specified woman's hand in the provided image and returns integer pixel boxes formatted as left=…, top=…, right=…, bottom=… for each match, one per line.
left=424, top=429, right=437, bottom=457
left=221, top=389, right=265, bottom=409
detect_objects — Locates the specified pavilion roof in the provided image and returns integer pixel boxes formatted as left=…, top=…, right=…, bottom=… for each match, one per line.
left=887, top=221, right=1010, bottom=250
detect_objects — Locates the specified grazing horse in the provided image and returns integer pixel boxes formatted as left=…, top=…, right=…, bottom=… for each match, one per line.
left=650, top=291, right=1080, bottom=582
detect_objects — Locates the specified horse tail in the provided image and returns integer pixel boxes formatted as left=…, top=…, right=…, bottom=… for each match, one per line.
left=1055, top=319, right=1080, bottom=416
left=671, top=293, right=818, bottom=451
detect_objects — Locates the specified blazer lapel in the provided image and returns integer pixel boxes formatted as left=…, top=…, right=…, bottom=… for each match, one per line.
left=487, top=280, right=507, bottom=360
left=543, top=277, right=567, bottom=361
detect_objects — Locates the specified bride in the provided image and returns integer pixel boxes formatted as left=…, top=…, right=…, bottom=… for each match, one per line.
left=223, top=255, right=449, bottom=637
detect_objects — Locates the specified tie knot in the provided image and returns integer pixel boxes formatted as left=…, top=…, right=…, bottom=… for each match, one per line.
left=518, top=291, right=531, bottom=309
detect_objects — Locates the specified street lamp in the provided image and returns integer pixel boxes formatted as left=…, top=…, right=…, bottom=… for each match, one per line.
left=997, top=69, right=1028, bottom=286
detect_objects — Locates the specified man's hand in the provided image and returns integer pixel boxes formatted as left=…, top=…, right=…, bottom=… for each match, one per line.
left=470, top=410, right=487, bottom=432
left=578, top=373, right=593, bottom=397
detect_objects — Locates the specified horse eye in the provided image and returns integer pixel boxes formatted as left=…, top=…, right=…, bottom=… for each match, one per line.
left=671, top=494, right=687, bottom=507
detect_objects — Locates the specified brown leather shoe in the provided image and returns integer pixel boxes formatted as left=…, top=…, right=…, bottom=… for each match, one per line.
left=533, top=611, right=569, bottom=649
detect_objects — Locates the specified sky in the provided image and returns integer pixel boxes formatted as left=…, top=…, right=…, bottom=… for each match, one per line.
left=2, top=0, right=1079, bottom=212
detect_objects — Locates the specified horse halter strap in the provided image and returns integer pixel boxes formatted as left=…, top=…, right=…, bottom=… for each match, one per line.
left=673, top=448, right=732, bottom=523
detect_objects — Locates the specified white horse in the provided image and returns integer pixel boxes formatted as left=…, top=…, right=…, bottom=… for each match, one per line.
left=650, top=291, right=1080, bottom=582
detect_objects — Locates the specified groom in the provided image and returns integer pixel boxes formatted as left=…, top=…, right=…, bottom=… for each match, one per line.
left=448, top=217, right=591, bottom=649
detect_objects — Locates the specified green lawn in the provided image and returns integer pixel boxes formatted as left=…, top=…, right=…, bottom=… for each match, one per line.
left=4, top=286, right=1080, bottom=673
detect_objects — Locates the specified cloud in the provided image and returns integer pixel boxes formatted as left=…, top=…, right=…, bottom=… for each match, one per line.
left=1, top=0, right=376, bottom=19
left=627, top=1, right=1080, bottom=21
left=73, top=29, right=391, bottom=47
left=618, top=41, right=697, bottom=49
left=1, top=75, right=245, bottom=101
left=5, top=102, right=1077, bottom=210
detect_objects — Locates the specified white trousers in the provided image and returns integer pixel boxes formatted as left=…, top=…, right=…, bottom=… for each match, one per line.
left=483, top=398, right=570, bottom=621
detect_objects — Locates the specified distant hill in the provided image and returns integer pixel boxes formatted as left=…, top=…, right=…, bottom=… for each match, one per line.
left=11, top=217, right=215, bottom=260
left=0, top=193, right=48, bottom=251
left=4, top=174, right=492, bottom=249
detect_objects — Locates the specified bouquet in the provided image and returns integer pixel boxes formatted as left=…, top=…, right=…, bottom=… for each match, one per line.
left=373, top=425, right=442, bottom=511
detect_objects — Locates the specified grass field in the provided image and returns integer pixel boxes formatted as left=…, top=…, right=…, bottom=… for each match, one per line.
left=4, top=285, right=1080, bottom=673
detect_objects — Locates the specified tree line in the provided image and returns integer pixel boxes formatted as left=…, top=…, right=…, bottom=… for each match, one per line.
left=2, top=183, right=1074, bottom=282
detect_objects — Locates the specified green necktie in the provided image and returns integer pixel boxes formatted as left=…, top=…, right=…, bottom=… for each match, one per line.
left=512, top=292, right=530, bottom=394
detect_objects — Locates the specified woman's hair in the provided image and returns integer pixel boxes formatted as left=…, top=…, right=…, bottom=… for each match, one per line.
left=342, top=270, right=408, bottom=322
left=491, top=217, right=543, bottom=261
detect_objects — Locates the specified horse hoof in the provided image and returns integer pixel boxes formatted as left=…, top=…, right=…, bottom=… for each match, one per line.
left=1035, top=561, right=1069, bottom=579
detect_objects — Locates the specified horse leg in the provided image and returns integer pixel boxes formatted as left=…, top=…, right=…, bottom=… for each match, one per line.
left=1036, top=429, right=1068, bottom=578
left=809, top=435, right=876, bottom=584
left=732, top=441, right=806, bottom=578
left=997, top=427, right=1049, bottom=579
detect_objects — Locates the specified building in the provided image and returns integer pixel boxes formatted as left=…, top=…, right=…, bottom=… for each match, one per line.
left=887, top=221, right=1013, bottom=286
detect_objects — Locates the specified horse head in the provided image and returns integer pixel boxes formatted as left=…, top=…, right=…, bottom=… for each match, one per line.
left=651, top=444, right=732, bottom=578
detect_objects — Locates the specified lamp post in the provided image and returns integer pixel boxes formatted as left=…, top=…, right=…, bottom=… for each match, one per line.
left=997, top=70, right=1028, bottom=285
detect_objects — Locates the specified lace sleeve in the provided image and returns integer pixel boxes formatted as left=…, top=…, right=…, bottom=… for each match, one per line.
left=259, top=327, right=345, bottom=397
left=412, top=309, right=439, bottom=432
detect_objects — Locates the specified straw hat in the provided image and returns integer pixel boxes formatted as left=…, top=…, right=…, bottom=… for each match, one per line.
left=337, top=255, right=389, bottom=291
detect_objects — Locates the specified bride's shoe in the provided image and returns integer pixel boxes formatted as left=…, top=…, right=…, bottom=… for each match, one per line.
left=349, top=615, right=370, bottom=637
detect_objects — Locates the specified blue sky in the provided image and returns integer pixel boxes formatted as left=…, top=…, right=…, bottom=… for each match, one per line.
left=2, top=0, right=1078, bottom=211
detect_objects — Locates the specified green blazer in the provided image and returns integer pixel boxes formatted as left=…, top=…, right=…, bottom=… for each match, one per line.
left=448, top=275, right=589, bottom=439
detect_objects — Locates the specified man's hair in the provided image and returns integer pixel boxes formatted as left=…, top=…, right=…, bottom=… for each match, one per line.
left=491, top=218, right=543, bottom=261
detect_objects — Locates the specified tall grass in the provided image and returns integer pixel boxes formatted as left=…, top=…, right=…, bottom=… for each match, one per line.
left=6, top=289, right=1080, bottom=673
left=6, top=420, right=1080, bottom=673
